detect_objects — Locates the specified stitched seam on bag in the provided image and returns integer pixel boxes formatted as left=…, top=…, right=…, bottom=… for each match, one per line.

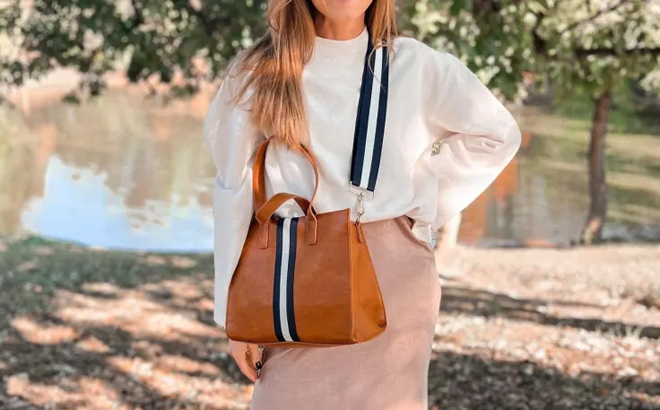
left=224, top=221, right=244, bottom=334
left=347, top=214, right=355, bottom=342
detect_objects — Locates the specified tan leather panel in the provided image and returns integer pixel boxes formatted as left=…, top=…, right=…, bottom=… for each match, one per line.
left=292, top=210, right=354, bottom=344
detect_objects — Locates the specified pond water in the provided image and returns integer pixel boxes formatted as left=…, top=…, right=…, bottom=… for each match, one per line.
left=1, top=87, right=659, bottom=252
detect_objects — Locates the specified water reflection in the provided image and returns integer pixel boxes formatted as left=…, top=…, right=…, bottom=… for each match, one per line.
left=1, top=87, right=216, bottom=252
left=1, top=87, right=658, bottom=251
left=459, top=154, right=588, bottom=247
left=22, top=156, right=213, bottom=251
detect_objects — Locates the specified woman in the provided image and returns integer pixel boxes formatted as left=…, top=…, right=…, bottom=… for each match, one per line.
left=203, top=0, right=521, bottom=408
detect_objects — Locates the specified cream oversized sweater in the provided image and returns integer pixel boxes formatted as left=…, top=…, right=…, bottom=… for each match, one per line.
left=203, top=28, right=521, bottom=327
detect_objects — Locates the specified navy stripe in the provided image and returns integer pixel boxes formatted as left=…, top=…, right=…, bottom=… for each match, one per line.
left=350, top=45, right=371, bottom=185
left=367, top=46, right=389, bottom=192
left=350, top=40, right=375, bottom=188
left=286, top=218, right=300, bottom=341
left=272, top=219, right=285, bottom=342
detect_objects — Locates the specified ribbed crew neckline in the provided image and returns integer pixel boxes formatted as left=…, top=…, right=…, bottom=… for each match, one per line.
left=314, top=27, right=369, bottom=58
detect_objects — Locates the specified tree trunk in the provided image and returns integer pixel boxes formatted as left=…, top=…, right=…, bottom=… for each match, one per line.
left=580, top=90, right=612, bottom=245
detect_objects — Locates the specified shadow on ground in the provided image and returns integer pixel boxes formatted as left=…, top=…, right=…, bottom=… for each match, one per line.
left=428, top=351, right=660, bottom=410
left=0, top=238, right=658, bottom=409
left=441, top=286, right=660, bottom=339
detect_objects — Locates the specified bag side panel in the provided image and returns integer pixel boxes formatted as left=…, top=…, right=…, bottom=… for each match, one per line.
left=226, top=218, right=279, bottom=343
left=350, top=222, right=388, bottom=342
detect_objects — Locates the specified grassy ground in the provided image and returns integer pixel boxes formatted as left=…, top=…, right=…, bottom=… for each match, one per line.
left=1, top=237, right=659, bottom=410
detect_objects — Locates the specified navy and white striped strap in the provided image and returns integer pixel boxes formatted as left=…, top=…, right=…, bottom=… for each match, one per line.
left=349, top=38, right=390, bottom=196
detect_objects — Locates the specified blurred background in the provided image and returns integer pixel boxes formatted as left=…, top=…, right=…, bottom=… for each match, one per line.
left=0, top=0, right=659, bottom=409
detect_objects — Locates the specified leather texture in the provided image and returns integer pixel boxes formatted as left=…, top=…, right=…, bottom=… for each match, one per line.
left=225, top=137, right=387, bottom=347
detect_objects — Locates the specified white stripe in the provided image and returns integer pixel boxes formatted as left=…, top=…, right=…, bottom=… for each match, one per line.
left=279, top=218, right=294, bottom=342
left=359, top=47, right=383, bottom=190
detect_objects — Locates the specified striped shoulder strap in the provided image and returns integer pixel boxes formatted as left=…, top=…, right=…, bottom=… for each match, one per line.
left=349, top=37, right=390, bottom=196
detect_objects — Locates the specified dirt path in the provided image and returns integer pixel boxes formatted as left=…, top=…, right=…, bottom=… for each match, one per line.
left=1, top=238, right=658, bottom=409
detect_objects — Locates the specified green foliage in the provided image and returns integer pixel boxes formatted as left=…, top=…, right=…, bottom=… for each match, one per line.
left=1, top=0, right=658, bottom=103
left=551, top=79, right=660, bottom=134
left=400, top=0, right=533, bottom=100
left=0, top=0, right=267, bottom=88
left=401, top=0, right=660, bottom=101
left=539, top=0, right=660, bottom=98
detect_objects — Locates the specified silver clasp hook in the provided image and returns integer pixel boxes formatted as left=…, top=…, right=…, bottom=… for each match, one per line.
left=354, top=192, right=365, bottom=223
left=350, top=185, right=373, bottom=224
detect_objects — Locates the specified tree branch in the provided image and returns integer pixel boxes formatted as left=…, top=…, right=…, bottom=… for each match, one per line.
left=184, top=0, right=216, bottom=37
left=574, top=47, right=660, bottom=56
left=129, top=0, right=144, bottom=27
left=531, top=7, right=549, bottom=55
left=560, top=0, right=632, bottom=34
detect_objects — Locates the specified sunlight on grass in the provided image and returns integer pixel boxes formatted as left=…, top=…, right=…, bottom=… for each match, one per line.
left=143, top=278, right=206, bottom=300
left=606, top=133, right=660, bottom=162
left=171, top=256, right=197, bottom=269
left=11, top=316, right=79, bottom=345
left=81, top=282, right=123, bottom=296
left=75, top=336, right=111, bottom=353
left=54, top=280, right=220, bottom=342
left=608, top=172, right=660, bottom=197
left=7, top=376, right=83, bottom=407
left=157, top=354, right=221, bottom=376
left=146, top=255, right=169, bottom=266
left=7, top=375, right=126, bottom=410
left=107, top=355, right=244, bottom=407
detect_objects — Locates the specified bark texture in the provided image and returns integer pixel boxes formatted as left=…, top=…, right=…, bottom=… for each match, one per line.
left=581, top=90, right=612, bottom=245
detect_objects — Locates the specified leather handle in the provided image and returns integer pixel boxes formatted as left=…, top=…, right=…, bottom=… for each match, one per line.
left=255, top=193, right=311, bottom=224
left=255, top=192, right=319, bottom=248
left=252, top=137, right=320, bottom=214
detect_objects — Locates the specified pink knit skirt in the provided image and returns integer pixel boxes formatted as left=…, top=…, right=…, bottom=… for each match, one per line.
left=250, top=216, right=442, bottom=410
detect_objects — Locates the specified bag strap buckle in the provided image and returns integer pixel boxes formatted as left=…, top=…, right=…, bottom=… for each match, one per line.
left=350, top=186, right=374, bottom=224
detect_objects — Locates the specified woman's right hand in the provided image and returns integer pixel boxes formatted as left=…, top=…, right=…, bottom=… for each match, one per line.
left=227, top=340, right=262, bottom=382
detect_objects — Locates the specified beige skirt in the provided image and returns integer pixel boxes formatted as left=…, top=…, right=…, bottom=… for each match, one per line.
left=250, top=216, right=442, bottom=410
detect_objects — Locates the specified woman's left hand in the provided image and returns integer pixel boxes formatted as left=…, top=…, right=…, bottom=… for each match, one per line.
left=227, top=340, right=262, bottom=382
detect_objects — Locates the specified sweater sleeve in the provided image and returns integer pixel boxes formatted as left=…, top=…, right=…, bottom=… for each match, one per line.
left=428, top=52, right=522, bottom=231
left=203, top=76, right=263, bottom=328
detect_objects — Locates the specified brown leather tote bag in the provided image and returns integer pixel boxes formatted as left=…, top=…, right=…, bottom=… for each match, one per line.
left=225, top=137, right=387, bottom=347
left=226, top=35, right=391, bottom=347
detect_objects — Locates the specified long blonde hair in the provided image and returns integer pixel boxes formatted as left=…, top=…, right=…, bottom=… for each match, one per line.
left=232, top=0, right=397, bottom=147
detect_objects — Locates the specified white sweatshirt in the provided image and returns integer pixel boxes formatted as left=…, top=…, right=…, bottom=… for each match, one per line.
left=203, top=28, right=521, bottom=327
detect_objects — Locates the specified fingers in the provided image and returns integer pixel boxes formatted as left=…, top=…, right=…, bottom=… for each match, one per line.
left=228, top=341, right=259, bottom=382
left=247, top=343, right=262, bottom=369
left=237, top=354, right=259, bottom=382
